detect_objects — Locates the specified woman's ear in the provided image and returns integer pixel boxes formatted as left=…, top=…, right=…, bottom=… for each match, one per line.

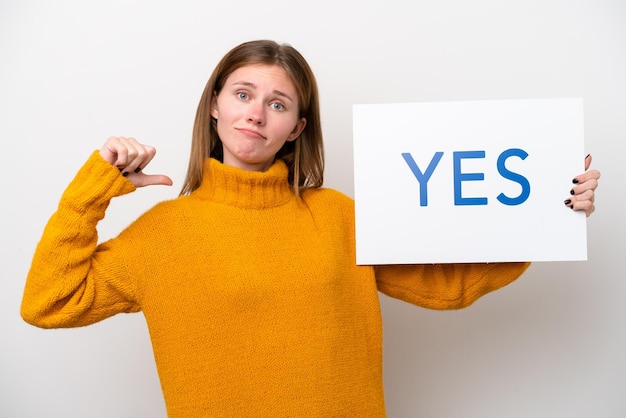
left=210, top=93, right=218, bottom=120
left=287, top=117, right=307, bottom=142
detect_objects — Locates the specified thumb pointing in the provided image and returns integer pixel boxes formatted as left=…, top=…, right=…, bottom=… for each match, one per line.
left=132, top=173, right=174, bottom=188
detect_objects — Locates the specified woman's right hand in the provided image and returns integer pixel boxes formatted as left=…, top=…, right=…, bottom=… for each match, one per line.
left=99, top=136, right=173, bottom=188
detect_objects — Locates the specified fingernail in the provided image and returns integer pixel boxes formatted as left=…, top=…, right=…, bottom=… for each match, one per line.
left=586, top=153, right=591, bottom=159
left=572, top=178, right=579, bottom=184
left=564, top=199, right=571, bottom=205
left=570, top=189, right=575, bottom=195
left=134, top=167, right=142, bottom=173
left=122, top=171, right=129, bottom=177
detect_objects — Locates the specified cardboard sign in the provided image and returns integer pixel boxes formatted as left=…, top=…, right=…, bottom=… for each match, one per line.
left=353, top=98, right=587, bottom=264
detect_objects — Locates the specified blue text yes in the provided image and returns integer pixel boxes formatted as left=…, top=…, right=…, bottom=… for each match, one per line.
left=401, top=149, right=531, bottom=207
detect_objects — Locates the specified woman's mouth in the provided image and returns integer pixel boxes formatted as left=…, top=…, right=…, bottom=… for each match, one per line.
left=237, top=128, right=266, bottom=140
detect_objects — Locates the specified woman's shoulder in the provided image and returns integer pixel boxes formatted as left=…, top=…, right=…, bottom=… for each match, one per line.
left=128, top=195, right=194, bottom=225
left=301, top=188, right=355, bottom=223
left=302, top=187, right=354, bottom=206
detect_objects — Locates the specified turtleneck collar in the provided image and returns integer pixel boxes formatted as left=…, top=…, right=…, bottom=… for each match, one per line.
left=190, top=158, right=294, bottom=209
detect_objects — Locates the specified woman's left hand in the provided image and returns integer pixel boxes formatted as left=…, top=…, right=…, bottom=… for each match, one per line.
left=565, top=154, right=601, bottom=217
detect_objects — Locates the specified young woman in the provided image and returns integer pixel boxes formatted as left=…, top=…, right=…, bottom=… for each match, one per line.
left=21, top=40, right=600, bottom=417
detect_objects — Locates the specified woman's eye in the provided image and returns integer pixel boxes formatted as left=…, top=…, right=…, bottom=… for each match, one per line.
left=270, top=102, right=285, bottom=111
left=237, top=92, right=249, bottom=100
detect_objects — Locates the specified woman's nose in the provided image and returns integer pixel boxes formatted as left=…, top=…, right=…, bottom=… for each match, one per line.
left=247, top=102, right=265, bottom=125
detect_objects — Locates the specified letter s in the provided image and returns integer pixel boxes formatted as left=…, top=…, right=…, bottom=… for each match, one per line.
left=496, top=148, right=530, bottom=206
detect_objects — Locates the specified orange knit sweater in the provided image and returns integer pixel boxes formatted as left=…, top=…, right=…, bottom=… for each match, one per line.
left=21, top=151, right=529, bottom=417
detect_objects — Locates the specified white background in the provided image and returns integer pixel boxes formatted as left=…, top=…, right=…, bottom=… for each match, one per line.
left=1, top=1, right=624, bottom=417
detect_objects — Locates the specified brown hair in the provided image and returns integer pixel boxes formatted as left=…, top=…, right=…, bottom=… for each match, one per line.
left=180, top=40, right=324, bottom=196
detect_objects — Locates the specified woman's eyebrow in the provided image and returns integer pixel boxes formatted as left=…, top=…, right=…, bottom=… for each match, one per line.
left=231, top=81, right=294, bottom=103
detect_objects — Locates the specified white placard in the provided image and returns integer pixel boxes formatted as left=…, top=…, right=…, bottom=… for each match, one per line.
left=353, top=98, right=587, bottom=264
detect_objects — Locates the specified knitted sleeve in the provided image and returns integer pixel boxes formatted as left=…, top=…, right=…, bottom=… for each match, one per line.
left=21, top=151, right=141, bottom=328
left=375, top=261, right=531, bottom=310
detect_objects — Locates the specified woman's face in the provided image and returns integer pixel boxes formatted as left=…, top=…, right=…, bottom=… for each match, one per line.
left=211, top=64, right=307, bottom=172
